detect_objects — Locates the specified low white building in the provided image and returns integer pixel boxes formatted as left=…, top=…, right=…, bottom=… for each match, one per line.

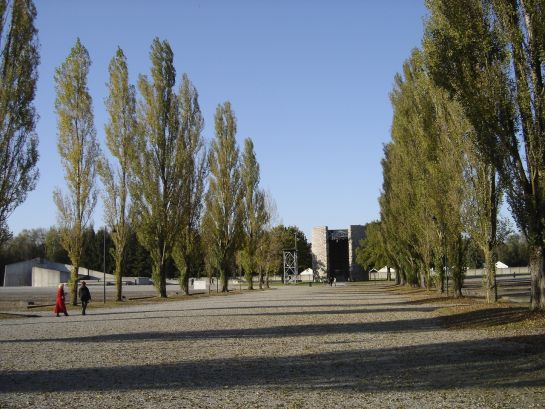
left=3, top=258, right=118, bottom=287
left=4, top=258, right=70, bottom=286
left=300, top=268, right=314, bottom=282
left=369, top=266, right=395, bottom=280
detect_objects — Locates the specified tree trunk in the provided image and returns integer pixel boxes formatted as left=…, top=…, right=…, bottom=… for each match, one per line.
left=265, top=270, right=270, bottom=289
left=179, top=266, right=189, bottom=296
left=387, top=266, right=391, bottom=281
left=399, top=270, right=407, bottom=286
left=151, top=248, right=168, bottom=298
left=246, top=269, right=254, bottom=290
left=452, top=268, right=463, bottom=298
left=115, top=256, right=123, bottom=302
left=70, top=262, right=79, bottom=306
left=529, top=243, right=545, bottom=310
left=485, top=167, right=499, bottom=303
left=437, top=255, right=445, bottom=294
left=220, top=263, right=229, bottom=292
left=451, top=235, right=465, bottom=298
left=483, top=247, right=497, bottom=303
left=421, top=257, right=432, bottom=290
left=419, top=262, right=426, bottom=288
left=258, top=269, right=263, bottom=290
left=158, top=260, right=167, bottom=298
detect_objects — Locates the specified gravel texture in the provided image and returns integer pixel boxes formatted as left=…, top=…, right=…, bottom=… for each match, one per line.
left=1, top=282, right=544, bottom=408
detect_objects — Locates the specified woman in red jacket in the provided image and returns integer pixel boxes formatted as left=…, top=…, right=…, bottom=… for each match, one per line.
left=54, top=283, right=69, bottom=317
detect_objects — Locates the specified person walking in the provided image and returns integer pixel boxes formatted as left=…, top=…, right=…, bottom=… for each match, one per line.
left=78, top=281, right=91, bottom=315
left=54, top=283, right=68, bottom=317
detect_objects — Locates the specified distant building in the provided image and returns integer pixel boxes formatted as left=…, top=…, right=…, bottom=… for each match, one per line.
left=299, top=268, right=314, bottom=282
left=3, top=258, right=71, bottom=287
left=311, top=225, right=366, bottom=281
left=3, top=258, right=112, bottom=287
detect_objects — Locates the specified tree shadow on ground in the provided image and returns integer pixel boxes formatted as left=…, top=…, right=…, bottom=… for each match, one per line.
left=256, top=297, right=395, bottom=302
left=0, top=317, right=442, bottom=344
left=0, top=302, right=415, bottom=326
left=404, top=296, right=481, bottom=305
left=1, top=334, right=543, bottom=394
left=200, top=306, right=439, bottom=318
left=440, top=307, right=540, bottom=329
left=0, top=305, right=438, bottom=328
left=189, top=302, right=411, bottom=310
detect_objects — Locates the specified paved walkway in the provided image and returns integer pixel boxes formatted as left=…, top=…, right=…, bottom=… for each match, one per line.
left=1, top=283, right=544, bottom=408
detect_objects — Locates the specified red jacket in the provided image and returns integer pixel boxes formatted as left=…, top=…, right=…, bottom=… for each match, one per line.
left=54, top=287, right=67, bottom=314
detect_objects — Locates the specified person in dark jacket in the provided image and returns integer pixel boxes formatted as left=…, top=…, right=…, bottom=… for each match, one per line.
left=78, top=281, right=91, bottom=315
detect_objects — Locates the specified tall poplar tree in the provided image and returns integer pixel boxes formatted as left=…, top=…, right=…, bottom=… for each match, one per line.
left=54, top=39, right=100, bottom=305
left=356, top=221, right=388, bottom=273
left=100, top=47, right=136, bottom=301
left=461, top=150, right=503, bottom=302
left=0, top=0, right=39, bottom=245
left=382, top=50, right=468, bottom=295
left=240, top=138, right=269, bottom=290
left=172, top=74, right=208, bottom=295
left=129, top=38, right=184, bottom=298
left=203, top=102, right=243, bottom=292
left=255, top=191, right=278, bottom=289
left=425, top=0, right=545, bottom=309
left=379, top=145, right=406, bottom=286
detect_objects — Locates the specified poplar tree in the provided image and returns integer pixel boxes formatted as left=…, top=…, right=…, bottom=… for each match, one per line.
left=129, top=38, right=184, bottom=298
left=356, top=222, right=387, bottom=273
left=100, top=47, right=136, bottom=301
left=255, top=191, right=278, bottom=289
left=256, top=228, right=280, bottom=289
left=172, top=74, right=207, bottom=295
left=203, top=102, right=243, bottom=292
left=240, top=138, right=269, bottom=290
left=461, top=151, right=503, bottom=303
left=382, top=50, right=468, bottom=295
left=0, top=0, right=39, bottom=245
left=379, top=145, right=406, bottom=286
left=54, top=39, right=100, bottom=305
left=425, top=0, right=545, bottom=309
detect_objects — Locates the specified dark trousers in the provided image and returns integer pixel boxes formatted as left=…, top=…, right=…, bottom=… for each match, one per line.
left=81, top=300, right=89, bottom=315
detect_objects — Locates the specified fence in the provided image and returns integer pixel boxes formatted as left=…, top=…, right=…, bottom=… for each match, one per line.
left=465, top=266, right=528, bottom=277
left=368, top=266, right=529, bottom=281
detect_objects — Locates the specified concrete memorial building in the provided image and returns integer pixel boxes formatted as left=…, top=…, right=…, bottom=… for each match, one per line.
left=311, top=225, right=366, bottom=281
left=2, top=258, right=120, bottom=287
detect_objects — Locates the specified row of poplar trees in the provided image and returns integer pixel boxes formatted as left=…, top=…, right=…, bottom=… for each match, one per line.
left=54, top=37, right=273, bottom=304
left=360, top=0, right=545, bottom=311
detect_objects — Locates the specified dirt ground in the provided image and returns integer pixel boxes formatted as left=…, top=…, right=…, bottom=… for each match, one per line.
left=0, top=282, right=544, bottom=408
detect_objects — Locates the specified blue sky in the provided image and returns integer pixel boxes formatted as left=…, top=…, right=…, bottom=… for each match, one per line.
left=10, top=0, right=428, bottom=240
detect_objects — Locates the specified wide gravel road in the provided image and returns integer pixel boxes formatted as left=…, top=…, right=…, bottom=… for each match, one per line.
left=1, top=283, right=544, bottom=408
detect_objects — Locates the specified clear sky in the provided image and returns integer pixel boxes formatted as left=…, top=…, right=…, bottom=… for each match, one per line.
left=9, top=0, right=428, bottom=240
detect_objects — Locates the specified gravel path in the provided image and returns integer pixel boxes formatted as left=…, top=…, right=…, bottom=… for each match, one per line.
left=1, top=283, right=544, bottom=408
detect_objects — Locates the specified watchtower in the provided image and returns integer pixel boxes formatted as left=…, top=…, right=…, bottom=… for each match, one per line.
left=283, top=233, right=298, bottom=283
